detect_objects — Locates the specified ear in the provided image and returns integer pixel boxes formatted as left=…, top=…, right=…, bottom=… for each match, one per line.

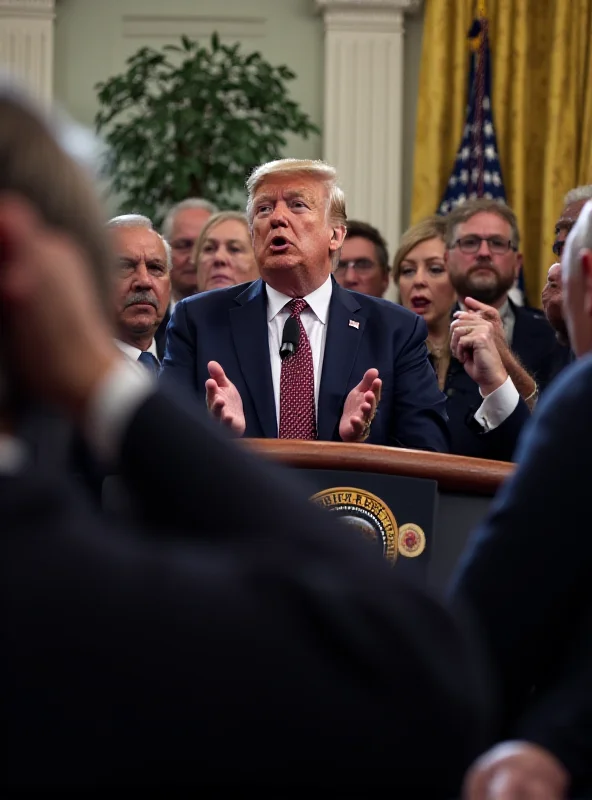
left=581, top=250, right=592, bottom=317
left=329, top=224, right=346, bottom=252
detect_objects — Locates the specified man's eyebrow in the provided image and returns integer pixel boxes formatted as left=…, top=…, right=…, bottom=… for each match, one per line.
left=283, top=189, right=315, bottom=202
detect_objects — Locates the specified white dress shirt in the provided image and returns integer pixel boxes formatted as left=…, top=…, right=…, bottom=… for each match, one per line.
left=115, top=338, right=159, bottom=364
left=474, top=376, right=520, bottom=432
left=266, top=275, right=333, bottom=428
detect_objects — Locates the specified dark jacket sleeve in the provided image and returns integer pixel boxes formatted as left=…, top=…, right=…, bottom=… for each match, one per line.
left=384, top=314, right=450, bottom=453
left=510, top=604, right=592, bottom=794
left=110, top=384, right=493, bottom=790
left=159, top=299, right=199, bottom=397
left=448, top=354, right=592, bottom=726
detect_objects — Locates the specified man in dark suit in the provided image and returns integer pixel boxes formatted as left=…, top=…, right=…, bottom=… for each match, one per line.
left=450, top=200, right=592, bottom=798
left=0, top=81, right=491, bottom=791
left=446, top=198, right=563, bottom=401
left=108, top=214, right=170, bottom=373
left=161, top=159, right=449, bottom=451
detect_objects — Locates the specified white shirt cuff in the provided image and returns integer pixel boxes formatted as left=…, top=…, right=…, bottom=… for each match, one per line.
left=84, top=357, right=156, bottom=464
left=473, top=376, right=520, bottom=432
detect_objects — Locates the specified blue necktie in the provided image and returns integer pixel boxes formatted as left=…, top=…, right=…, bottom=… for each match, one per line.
left=137, top=351, right=160, bottom=375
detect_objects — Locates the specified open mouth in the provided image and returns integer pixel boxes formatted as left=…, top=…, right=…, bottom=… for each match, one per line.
left=410, top=296, right=431, bottom=312
left=270, top=236, right=290, bottom=253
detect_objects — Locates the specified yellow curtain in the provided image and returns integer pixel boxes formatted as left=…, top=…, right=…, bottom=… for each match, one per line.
left=411, top=0, right=592, bottom=305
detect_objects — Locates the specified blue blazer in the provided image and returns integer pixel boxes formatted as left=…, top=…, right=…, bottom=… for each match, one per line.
left=160, top=278, right=450, bottom=452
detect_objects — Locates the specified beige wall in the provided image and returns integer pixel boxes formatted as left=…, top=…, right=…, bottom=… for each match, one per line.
left=53, top=0, right=324, bottom=147
left=53, top=0, right=423, bottom=229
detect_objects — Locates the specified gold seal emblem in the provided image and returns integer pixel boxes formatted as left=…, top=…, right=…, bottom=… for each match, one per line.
left=310, top=487, right=399, bottom=562
left=398, top=523, right=426, bottom=558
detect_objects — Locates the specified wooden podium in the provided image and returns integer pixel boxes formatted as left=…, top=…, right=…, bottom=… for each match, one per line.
left=243, top=440, right=514, bottom=591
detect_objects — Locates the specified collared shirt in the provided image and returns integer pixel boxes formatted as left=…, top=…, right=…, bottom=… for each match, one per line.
left=266, top=275, right=333, bottom=428
left=115, top=338, right=159, bottom=364
left=474, top=375, right=520, bottom=432
left=497, top=299, right=516, bottom=345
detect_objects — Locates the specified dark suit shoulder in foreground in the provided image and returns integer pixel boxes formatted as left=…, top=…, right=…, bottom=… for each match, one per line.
left=449, top=353, right=592, bottom=742
left=4, top=386, right=490, bottom=791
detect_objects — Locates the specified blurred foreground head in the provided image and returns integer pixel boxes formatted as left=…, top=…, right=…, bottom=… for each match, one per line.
left=0, top=77, right=112, bottom=410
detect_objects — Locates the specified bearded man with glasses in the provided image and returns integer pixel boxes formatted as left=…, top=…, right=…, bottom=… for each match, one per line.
left=446, top=199, right=562, bottom=411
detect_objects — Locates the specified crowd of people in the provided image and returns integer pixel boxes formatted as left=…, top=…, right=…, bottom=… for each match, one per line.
left=2, top=76, right=592, bottom=796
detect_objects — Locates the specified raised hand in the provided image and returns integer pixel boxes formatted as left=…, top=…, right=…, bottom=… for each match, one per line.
left=339, top=368, right=382, bottom=443
left=455, top=296, right=508, bottom=351
left=450, top=314, right=508, bottom=395
left=205, top=361, right=246, bottom=436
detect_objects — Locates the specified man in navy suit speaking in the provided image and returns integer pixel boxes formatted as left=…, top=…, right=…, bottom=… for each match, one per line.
left=161, top=159, right=449, bottom=451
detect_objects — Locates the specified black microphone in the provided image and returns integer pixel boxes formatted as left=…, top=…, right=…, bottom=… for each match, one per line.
left=280, top=315, right=299, bottom=360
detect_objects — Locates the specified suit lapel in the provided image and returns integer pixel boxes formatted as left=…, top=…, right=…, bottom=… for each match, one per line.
left=229, top=280, right=277, bottom=438
left=317, top=281, right=365, bottom=441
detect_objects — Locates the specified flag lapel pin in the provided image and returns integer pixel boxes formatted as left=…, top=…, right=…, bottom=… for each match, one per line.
left=349, top=319, right=360, bottom=329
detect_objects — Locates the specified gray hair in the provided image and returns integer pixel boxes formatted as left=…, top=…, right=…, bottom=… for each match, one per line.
left=245, top=158, right=347, bottom=229
left=564, top=185, right=592, bottom=206
left=107, top=213, right=173, bottom=271
left=161, top=197, right=219, bottom=241
left=562, top=200, right=592, bottom=280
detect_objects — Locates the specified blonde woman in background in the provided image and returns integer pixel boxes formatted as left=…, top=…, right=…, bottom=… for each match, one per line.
left=394, top=216, right=529, bottom=461
left=193, top=211, right=259, bottom=293
left=393, top=216, right=455, bottom=392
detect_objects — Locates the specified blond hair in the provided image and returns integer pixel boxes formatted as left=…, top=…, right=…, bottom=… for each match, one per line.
left=192, top=210, right=251, bottom=267
left=245, top=158, right=346, bottom=229
left=393, top=216, right=448, bottom=283
left=444, top=198, right=520, bottom=249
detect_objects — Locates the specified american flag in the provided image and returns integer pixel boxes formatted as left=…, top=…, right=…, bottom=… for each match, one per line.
left=438, top=1, right=527, bottom=300
left=438, top=3, right=506, bottom=215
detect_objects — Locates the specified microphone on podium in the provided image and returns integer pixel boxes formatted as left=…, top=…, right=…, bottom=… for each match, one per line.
left=280, top=316, right=299, bottom=360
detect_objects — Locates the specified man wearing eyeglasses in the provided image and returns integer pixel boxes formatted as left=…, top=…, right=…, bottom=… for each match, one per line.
left=333, top=220, right=390, bottom=298
left=446, top=199, right=560, bottom=417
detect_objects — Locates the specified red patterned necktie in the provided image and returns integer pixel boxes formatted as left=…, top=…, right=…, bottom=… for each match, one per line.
left=279, top=298, right=317, bottom=440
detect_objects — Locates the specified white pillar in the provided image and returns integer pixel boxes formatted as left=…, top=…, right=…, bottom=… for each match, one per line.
left=315, top=0, right=422, bottom=301
left=0, top=0, right=55, bottom=103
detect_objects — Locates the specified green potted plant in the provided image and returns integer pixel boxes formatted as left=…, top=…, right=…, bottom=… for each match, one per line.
left=94, top=33, right=320, bottom=224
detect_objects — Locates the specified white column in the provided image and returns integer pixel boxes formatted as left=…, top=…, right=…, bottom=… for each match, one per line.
left=0, top=0, right=55, bottom=103
left=315, top=0, right=422, bottom=300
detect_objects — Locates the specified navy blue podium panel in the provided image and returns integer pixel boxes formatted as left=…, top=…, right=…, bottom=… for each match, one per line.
left=302, top=469, right=437, bottom=586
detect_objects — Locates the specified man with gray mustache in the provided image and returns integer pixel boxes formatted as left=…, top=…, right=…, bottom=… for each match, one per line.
left=108, top=215, right=171, bottom=372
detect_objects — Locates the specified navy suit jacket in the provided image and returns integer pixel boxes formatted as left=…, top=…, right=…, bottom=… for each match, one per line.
left=160, top=277, right=450, bottom=452
left=442, top=356, right=531, bottom=462
left=442, top=300, right=567, bottom=462
left=449, top=354, right=592, bottom=792
left=510, top=300, right=568, bottom=392
left=154, top=305, right=170, bottom=362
